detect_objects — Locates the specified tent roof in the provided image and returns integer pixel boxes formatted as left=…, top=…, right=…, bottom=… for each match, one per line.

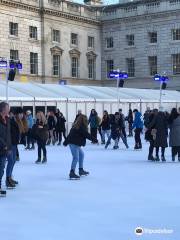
left=0, top=81, right=180, bottom=102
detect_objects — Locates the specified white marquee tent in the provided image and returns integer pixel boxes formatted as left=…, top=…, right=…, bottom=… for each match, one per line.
left=0, top=81, right=180, bottom=130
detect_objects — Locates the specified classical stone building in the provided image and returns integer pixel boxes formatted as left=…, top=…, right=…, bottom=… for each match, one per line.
left=0, top=0, right=180, bottom=90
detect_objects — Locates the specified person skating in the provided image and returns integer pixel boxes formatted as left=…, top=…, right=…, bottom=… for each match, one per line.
left=0, top=102, right=11, bottom=196
left=145, top=109, right=158, bottom=161
left=99, top=111, right=111, bottom=144
left=132, top=109, right=144, bottom=150
left=168, top=108, right=180, bottom=162
left=64, top=114, right=97, bottom=180
left=55, top=111, right=66, bottom=145
left=26, top=110, right=35, bottom=150
left=6, top=111, right=20, bottom=188
left=126, top=109, right=133, bottom=137
left=88, top=109, right=99, bottom=144
left=47, top=111, right=56, bottom=145
left=149, top=108, right=168, bottom=161
left=32, top=112, right=49, bottom=164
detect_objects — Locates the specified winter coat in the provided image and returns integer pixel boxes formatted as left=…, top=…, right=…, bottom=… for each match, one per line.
left=56, top=115, right=66, bottom=132
left=64, top=126, right=92, bottom=147
left=132, top=112, right=144, bottom=129
left=145, top=113, right=155, bottom=141
left=127, top=113, right=133, bottom=124
left=100, top=116, right=110, bottom=131
left=110, top=117, right=123, bottom=140
left=0, top=115, right=11, bottom=156
left=10, top=117, right=20, bottom=145
left=89, top=114, right=99, bottom=129
left=169, top=116, right=180, bottom=147
left=31, top=120, right=48, bottom=142
left=26, top=115, right=34, bottom=129
left=149, top=112, right=168, bottom=148
left=48, top=116, right=56, bottom=130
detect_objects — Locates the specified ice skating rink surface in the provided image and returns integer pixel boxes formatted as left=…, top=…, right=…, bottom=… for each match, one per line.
left=0, top=138, right=180, bottom=240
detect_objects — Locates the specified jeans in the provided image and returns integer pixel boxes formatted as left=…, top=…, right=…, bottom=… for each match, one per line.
left=90, top=128, right=98, bottom=143
left=69, top=144, right=84, bottom=170
left=6, top=145, right=17, bottom=178
left=148, top=140, right=154, bottom=157
left=101, top=130, right=111, bottom=143
left=27, top=129, right=34, bottom=147
left=134, top=128, right=142, bottom=147
left=37, top=140, right=47, bottom=159
left=57, top=130, right=66, bottom=143
left=0, top=155, right=7, bottom=187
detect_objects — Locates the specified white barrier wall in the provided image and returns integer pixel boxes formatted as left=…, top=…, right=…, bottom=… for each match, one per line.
left=8, top=99, right=180, bottom=133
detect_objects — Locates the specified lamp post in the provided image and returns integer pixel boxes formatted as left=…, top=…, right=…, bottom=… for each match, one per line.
left=154, top=73, right=169, bottom=109
left=0, top=57, right=22, bottom=102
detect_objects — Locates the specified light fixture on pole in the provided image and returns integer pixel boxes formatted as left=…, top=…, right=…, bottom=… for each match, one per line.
left=153, top=73, right=169, bottom=109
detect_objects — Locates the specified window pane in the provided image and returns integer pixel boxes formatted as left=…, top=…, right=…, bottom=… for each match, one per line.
left=30, top=52, right=38, bottom=74
left=106, top=60, right=114, bottom=77
left=148, top=56, right=157, bottom=75
left=10, top=50, right=19, bottom=60
left=71, top=57, right=78, bottom=77
left=29, top=26, right=37, bottom=40
left=88, top=58, right=95, bottom=79
left=126, top=58, right=135, bottom=77
left=9, top=22, right=18, bottom=36
left=172, top=29, right=180, bottom=40
left=172, top=54, right=180, bottom=74
left=53, top=55, right=60, bottom=76
left=106, top=37, right=114, bottom=48
left=149, top=32, right=157, bottom=43
left=53, top=30, right=60, bottom=42
left=88, top=36, right=94, bottom=48
left=126, top=34, right=134, bottom=46
left=71, top=33, right=78, bottom=45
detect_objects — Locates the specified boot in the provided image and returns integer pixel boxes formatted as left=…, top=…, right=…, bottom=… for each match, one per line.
left=113, top=146, right=119, bottom=150
left=155, top=156, right=160, bottom=161
left=10, top=178, right=18, bottom=185
left=35, top=158, right=41, bottom=164
left=101, top=141, right=105, bottom=145
left=42, top=156, right=47, bottom=164
left=161, top=156, right=166, bottom=162
left=0, top=187, right=6, bottom=196
left=79, top=168, right=89, bottom=176
left=134, top=144, right=139, bottom=150
left=69, top=170, right=80, bottom=180
left=30, top=145, right=35, bottom=150
left=172, top=156, right=175, bottom=162
left=46, top=139, right=51, bottom=145
left=6, top=177, right=16, bottom=189
left=57, top=142, right=61, bottom=146
left=148, top=155, right=155, bottom=161
left=52, top=140, right=56, bottom=146
left=16, top=156, right=20, bottom=161
left=25, top=145, right=30, bottom=150
left=178, top=157, right=180, bottom=162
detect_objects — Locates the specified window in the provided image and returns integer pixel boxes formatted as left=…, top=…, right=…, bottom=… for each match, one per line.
left=106, top=37, right=114, bottom=48
left=172, top=29, right=180, bottom=41
left=148, top=56, right=157, bottom=75
left=52, top=55, right=60, bottom=76
left=71, top=33, right=78, bottom=45
left=88, top=58, right=95, bottom=79
left=52, top=29, right=60, bottom=43
left=149, top=32, right=157, bottom=43
left=172, top=54, right=180, bottom=74
left=30, top=52, right=38, bottom=74
left=9, top=22, right=18, bottom=36
left=126, top=58, right=135, bottom=77
left=126, top=34, right=134, bottom=46
left=71, top=57, right=79, bottom=78
left=106, top=60, right=114, bottom=78
left=88, top=36, right=95, bottom=48
left=10, top=50, right=19, bottom=60
left=29, top=26, right=37, bottom=40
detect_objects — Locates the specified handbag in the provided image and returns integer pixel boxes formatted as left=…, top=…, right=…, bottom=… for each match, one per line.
left=151, top=129, right=157, bottom=140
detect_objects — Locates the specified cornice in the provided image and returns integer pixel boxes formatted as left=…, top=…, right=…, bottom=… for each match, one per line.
left=0, top=0, right=101, bottom=25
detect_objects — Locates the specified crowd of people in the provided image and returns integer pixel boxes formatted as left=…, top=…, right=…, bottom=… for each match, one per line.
left=1, top=100, right=180, bottom=196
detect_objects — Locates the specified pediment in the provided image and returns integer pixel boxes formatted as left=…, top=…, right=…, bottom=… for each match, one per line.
left=50, top=46, right=64, bottom=55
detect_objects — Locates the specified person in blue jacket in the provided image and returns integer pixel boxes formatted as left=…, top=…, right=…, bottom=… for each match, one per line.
left=132, top=109, right=144, bottom=150
left=26, top=110, right=35, bottom=150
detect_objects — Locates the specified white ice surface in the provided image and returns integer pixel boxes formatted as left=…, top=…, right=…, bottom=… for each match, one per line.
left=0, top=138, right=180, bottom=240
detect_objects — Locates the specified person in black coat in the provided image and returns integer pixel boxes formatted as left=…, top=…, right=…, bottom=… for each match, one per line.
left=99, top=111, right=111, bottom=144
left=145, top=109, right=158, bottom=161
left=64, top=114, right=97, bottom=180
left=55, top=111, right=66, bottom=145
left=47, top=111, right=56, bottom=145
left=0, top=102, right=11, bottom=196
left=127, top=109, right=133, bottom=137
left=6, top=112, right=20, bottom=188
left=149, top=109, right=168, bottom=161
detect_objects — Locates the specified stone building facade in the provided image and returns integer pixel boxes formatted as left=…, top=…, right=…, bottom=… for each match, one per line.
left=0, top=0, right=180, bottom=90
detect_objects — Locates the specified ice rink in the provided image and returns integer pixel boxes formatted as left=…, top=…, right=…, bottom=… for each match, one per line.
left=0, top=138, right=180, bottom=240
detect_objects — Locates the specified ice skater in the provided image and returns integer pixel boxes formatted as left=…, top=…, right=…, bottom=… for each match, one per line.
left=64, top=114, right=97, bottom=180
